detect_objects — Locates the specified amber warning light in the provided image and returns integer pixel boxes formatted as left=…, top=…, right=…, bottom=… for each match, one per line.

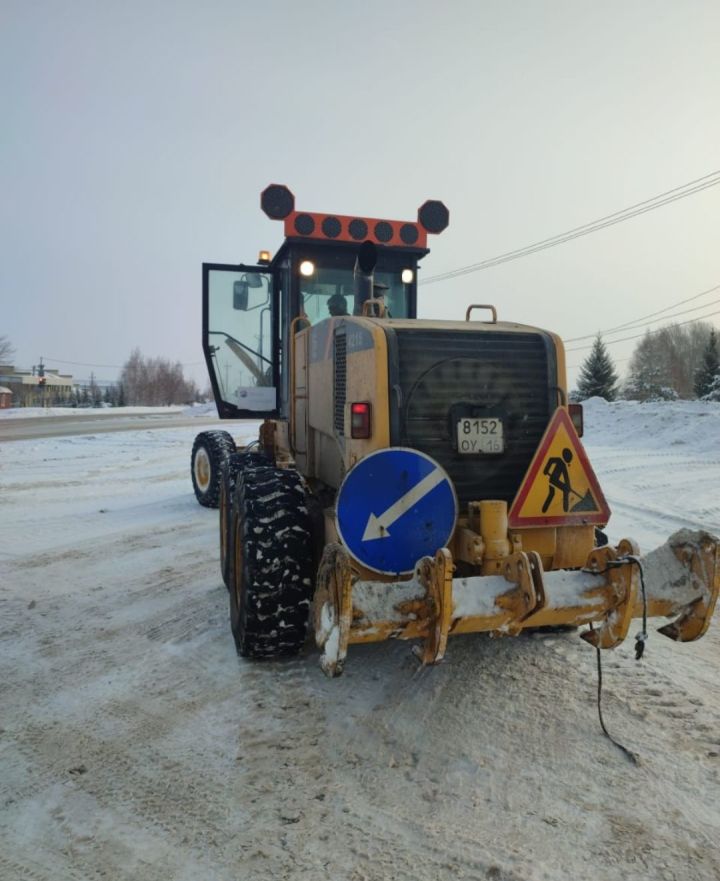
left=569, top=403, right=584, bottom=437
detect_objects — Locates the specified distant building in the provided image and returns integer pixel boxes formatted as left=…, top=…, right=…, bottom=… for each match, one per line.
left=0, top=386, right=12, bottom=408
left=0, top=365, right=75, bottom=407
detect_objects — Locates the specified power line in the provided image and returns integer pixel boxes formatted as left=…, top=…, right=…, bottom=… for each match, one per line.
left=566, top=293, right=720, bottom=344
left=41, top=356, right=205, bottom=369
left=423, top=172, right=720, bottom=283
left=564, top=283, right=720, bottom=343
left=43, top=358, right=126, bottom=368
left=421, top=170, right=720, bottom=285
left=567, top=356, right=631, bottom=370
left=565, top=307, right=720, bottom=353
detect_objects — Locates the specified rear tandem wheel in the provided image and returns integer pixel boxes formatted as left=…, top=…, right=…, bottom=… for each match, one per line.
left=219, top=451, right=269, bottom=590
left=230, top=465, right=314, bottom=658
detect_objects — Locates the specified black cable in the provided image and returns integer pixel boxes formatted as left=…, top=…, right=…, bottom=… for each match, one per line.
left=590, top=623, right=640, bottom=766
left=583, top=554, right=648, bottom=764
left=624, top=555, right=648, bottom=661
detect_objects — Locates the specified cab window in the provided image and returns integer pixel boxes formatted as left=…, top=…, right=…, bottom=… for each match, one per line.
left=297, top=248, right=415, bottom=320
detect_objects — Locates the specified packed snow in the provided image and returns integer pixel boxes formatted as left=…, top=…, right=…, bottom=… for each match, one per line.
left=0, top=403, right=217, bottom=419
left=1, top=400, right=720, bottom=881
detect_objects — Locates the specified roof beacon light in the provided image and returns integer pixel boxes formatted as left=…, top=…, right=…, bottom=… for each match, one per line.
left=300, top=260, right=315, bottom=277
left=258, top=250, right=272, bottom=264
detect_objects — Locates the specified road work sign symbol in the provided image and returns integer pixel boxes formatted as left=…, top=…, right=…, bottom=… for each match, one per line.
left=508, top=408, right=611, bottom=528
left=336, top=448, right=458, bottom=575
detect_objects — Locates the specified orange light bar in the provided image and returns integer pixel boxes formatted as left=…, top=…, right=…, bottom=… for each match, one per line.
left=283, top=211, right=428, bottom=249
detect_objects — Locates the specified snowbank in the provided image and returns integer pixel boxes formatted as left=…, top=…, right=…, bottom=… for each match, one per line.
left=0, top=405, right=190, bottom=419
left=583, top=397, right=720, bottom=455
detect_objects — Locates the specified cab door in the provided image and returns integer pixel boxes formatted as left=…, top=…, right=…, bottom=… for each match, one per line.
left=202, top=263, right=279, bottom=418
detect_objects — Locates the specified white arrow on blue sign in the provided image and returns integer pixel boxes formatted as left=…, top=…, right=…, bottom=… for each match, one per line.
left=336, top=447, right=458, bottom=575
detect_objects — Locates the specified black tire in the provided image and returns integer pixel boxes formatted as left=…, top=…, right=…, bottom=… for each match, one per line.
left=220, top=451, right=269, bottom=590
left=230, top=465, right=314, bottom=658
left=191, top=431, right=236, bottom=508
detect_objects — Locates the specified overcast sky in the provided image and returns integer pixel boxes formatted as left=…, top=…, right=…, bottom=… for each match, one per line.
left=2, top=0, right=719, bottom=388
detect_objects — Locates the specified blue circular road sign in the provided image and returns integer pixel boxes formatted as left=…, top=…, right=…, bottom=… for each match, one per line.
left=336, top=448, right=458, bottom=575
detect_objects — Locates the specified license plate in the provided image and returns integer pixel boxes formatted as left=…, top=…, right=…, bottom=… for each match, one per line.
left=457, top=418, right=503, bottom=454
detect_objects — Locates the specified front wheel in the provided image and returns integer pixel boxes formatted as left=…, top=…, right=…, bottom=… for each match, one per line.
left=230, top=465, right=314, bottom=658
left=191, top=430, right=236, bottom=508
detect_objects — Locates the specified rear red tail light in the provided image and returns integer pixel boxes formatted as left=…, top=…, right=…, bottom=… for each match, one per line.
left=569, top=403, right=584, bottom=437
left=350, top=402, right=372, bottom=439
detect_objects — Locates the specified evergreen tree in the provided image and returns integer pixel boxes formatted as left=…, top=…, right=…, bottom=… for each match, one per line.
left=703, top=372, right=720, bottom=402
left=575, top=335, right=618, bottom=401
left=694, top=329, right=719, bottom=398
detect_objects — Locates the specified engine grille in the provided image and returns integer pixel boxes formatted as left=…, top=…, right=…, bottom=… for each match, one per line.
left=334, top=331, right=346, bottom=435
left=392, top=328, right=555, bottom=507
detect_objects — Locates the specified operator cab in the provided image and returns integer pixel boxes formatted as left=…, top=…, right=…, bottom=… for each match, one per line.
left=202, top=184, right=448, bottom=420
left=293, top=243, right=417, bottom=322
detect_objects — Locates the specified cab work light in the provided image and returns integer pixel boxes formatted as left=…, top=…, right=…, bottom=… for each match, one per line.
left=569, top=403, right=584, bottom=437
left=350, top=402, right=371, bottom=438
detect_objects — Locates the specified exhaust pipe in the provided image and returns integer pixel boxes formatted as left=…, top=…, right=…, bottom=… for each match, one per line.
left=353, top=241, right=378, bottom=315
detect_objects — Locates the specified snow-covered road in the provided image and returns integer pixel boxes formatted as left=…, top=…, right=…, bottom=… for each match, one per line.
left=1, top=401, right=719, bottom=881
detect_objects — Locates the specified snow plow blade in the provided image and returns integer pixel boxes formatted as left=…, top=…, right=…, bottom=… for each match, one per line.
left=314, top=530, right=720, bottom=677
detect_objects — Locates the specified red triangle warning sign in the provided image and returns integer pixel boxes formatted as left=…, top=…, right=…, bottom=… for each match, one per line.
left=508, top=408, right=611, bottom=528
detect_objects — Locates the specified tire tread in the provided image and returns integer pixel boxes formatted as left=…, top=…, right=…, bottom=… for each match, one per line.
left=231, top=465, right=313, bottom=658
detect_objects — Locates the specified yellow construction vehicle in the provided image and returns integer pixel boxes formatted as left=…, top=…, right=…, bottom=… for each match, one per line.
left=191, top=184, right=719, bottom=675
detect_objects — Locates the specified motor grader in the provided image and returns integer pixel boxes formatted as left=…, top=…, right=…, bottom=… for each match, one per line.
left=191, top=184, right=719, bottom=676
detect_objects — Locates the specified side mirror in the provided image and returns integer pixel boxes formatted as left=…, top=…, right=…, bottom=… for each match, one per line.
left=233, top=280, right=249, bottom=311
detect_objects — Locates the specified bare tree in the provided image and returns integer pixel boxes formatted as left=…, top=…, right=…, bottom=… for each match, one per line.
left=119, top=349, right=198, bottom=405
left=624, top=322, right=714, bottom=400
left=0, top=335, right=15, bottom=365
left=120, top=348, right=144, bottom=404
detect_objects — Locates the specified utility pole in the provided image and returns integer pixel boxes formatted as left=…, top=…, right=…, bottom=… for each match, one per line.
left=37, top=357, right=48, bottom=407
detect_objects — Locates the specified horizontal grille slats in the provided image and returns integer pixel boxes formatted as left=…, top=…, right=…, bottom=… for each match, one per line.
left=394, top=330, right=553, bottom=506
